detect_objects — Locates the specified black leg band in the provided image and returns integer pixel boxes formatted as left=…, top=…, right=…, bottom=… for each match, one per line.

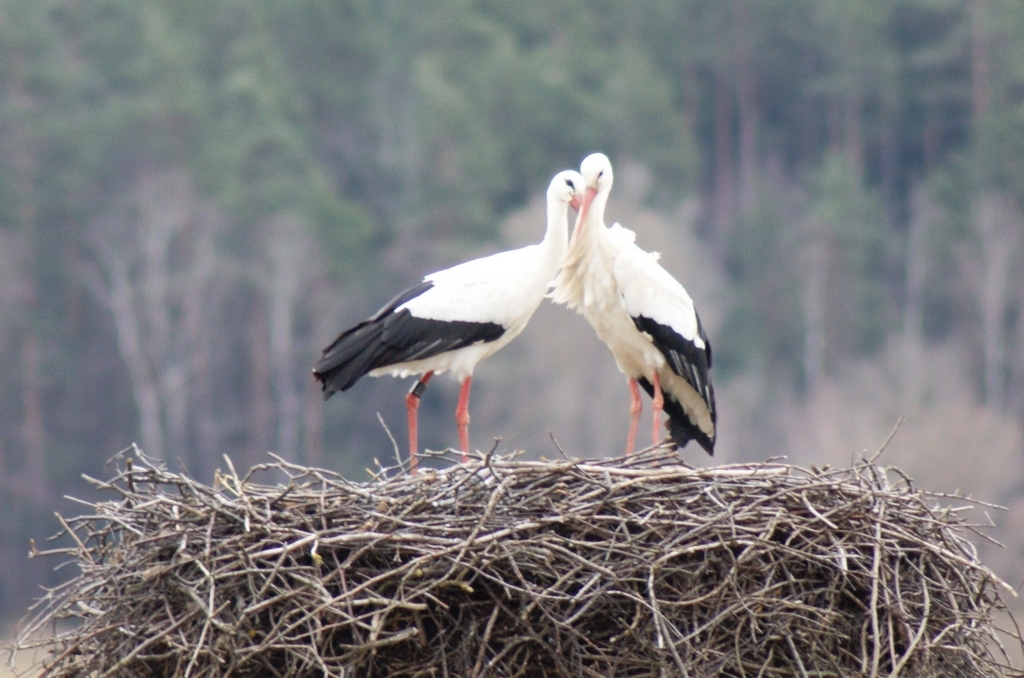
left=410, top=379, right=429, bottom=398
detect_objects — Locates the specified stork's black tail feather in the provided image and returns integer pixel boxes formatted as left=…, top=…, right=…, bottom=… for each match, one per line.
left=313, top=319, right=390, bottom=398
left=638, top=378, right=715, bottom=456
left=313, top=282, right=435, bottom=399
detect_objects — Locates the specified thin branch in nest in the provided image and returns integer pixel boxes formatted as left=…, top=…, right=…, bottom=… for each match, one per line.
left=870, top=414, right=906, bottom=464
left=376, top=412, right=403, bottom=470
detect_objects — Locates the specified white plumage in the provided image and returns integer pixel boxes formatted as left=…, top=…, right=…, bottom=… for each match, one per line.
left=552, top=153, right=716, bottom=455
left=315, top=169, right=585, bottom=470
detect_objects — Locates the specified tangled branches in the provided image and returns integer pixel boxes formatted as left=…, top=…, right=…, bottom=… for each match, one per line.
left=14, top=445, right=1023, bottom=677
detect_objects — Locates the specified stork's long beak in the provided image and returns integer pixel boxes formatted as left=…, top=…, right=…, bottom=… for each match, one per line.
left=569, top=195, right=583, bottom=211
left=571, top=186, right=598, bottom=242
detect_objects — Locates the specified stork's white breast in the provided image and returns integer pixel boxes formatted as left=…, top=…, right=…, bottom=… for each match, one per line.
left=613, top=242, right=704, bottom=350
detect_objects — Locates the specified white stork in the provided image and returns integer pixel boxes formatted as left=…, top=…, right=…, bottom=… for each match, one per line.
left=551, top=153, right=716, bottom=456
left=314, top=169, right=585, bottom=471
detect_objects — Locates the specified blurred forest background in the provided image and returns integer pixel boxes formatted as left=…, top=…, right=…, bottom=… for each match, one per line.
left=1, top=0, right=1024, bottom=627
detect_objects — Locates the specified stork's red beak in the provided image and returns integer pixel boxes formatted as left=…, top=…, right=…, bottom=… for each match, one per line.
left=571, top=186, right=598, bottom=241
left=569, top=195, right=583, bottom=211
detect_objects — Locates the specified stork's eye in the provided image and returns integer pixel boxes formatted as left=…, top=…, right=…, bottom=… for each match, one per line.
left=597, top=170, right=604, bottom=179
left=564, top=178, right=575, bottom=190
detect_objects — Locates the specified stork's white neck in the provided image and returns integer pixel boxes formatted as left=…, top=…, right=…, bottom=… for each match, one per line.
left=539, top=193, right=571, bottom=275
left=571, top=181, right=612, bottom=253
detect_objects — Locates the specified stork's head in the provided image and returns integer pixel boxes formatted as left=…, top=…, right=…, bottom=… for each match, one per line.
left=573, top=152, right=614, bottom=239
left=548, top=169, right=585, bottom=211
left=580, top=152, right=613, bottom=195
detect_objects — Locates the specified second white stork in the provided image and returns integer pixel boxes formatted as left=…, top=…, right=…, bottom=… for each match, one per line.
left=314, top=169, right=585, bottom=471
left=551, top=153, right=717, bottom=455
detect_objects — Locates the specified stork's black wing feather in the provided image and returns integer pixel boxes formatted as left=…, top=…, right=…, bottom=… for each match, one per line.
left=633, top=313, right=715, bottom=411
left=638, top=377, right=715, bottom=455
left=313, top=281, right=506, bottom=398
left=634, top=311, right=716, bottom=455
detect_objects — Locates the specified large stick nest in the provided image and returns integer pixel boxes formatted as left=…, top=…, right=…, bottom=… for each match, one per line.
left=14, top=445, right=1023, bottom=677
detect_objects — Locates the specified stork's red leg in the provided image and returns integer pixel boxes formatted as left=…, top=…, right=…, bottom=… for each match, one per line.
left=456, top=376, right=472, bottom=463
left=651, top=371, right=664, bottom=447
left=405, top=371, right=433, bottom=474
left=627, top=378, right=642, bottom=456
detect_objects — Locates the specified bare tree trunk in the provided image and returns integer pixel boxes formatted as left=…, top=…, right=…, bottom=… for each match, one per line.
left=182, top=294, right=217, bottom=479
left=903, top=184, right=936, bottom=404
left=1014, top=282, right=1024, bottom=415
left=714, top=67, right=735, bottom=238
left=302, top=279, right=338, bottom=468
left=845, top=90, right=863, bottom=178
left=270, top=283, right=301, bottom=461
left=879, top=90, right=898, bottom=218
left=21, top=330, right=46, bottom=503
left=680, top=64, right=700, bottom=155
left=972, top=192, right=1018, bottom=408
left=734, top=1, right=757, bottom=217
left=827, top=96, right=844, bottom=153
left=191, top=340, right=218, bottom=479
left=137, top=171, right=193, bottom=460
left=248, top=296, right=275, bottom=463
left=967, top=0, right=1015, bottom=408
left=304, top=376, right=324, bottom=468
left=10, top=55, right=46, bottom=505
left=798, top=52, right=818, bottom=170
left=103, top=252, right=165, bottom=459
left=178, top=212, right=219, bottom=475
left=264, top=217, right=318, bottom=463
left=803, top=220, right=829, bottom=390
left=375, top=16, right=422, bottom=245
left=922, top=110, right=940, bottom=171
left=971, top=0, right=991, bottom=125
